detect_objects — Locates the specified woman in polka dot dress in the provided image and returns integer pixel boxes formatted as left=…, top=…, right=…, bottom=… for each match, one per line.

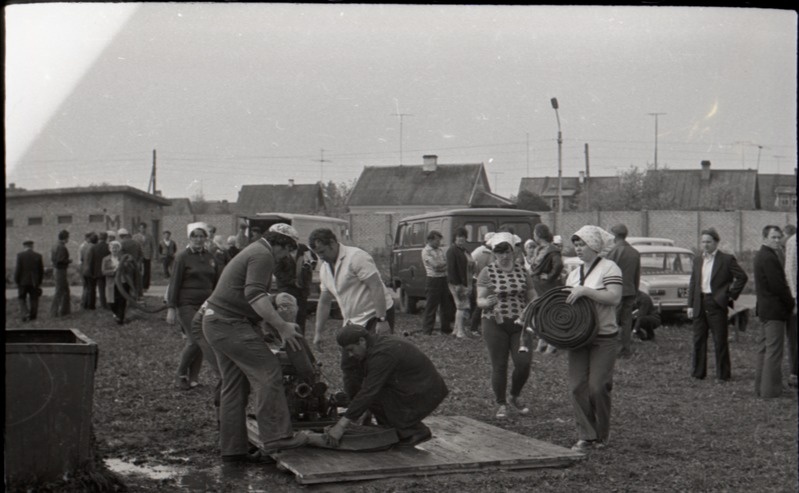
left=476, top=232, right=536, bottom=419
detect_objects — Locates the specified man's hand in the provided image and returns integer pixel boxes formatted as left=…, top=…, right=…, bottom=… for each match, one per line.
left=166, top=308, right=176, bottom=325
left=686, top=308, right=694, bottom=319
left=375, top=320, right=391, bottom=335
left=324, top=417, right=350, bottom=447
left=275, top=320, right=304, bottom=352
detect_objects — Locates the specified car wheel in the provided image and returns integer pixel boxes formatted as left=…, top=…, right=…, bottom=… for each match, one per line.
left=399, top=287, right=418, bottom=314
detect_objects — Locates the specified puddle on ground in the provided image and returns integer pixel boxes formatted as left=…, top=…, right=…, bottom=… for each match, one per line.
left=105, top=458, right=270, bottom=491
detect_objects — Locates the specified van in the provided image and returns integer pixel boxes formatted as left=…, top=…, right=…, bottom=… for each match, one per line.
left=240, top=212, right=349, bottom=315
left=389, top=208, right=541, bottom=313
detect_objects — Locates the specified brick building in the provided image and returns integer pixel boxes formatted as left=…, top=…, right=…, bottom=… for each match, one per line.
left=5, top=184, right=170, bottom=274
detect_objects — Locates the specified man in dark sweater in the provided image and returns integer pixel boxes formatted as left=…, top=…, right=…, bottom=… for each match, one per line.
left=325, top=325, right=449, bottom=447
left=50, top=229, right=72, bottom=317
left=15, top=240, right=44, bottom=322
left=447, top=227, right=474, bottom=338
left=202, top=223, right=308, bottom=463
left=605, top=224, right=641, bottom=358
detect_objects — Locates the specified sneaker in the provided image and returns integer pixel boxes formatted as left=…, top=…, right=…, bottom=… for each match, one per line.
left=495, top=404, right=508, bottom=419
left=509, top=396, right=530, bottom=415
left=570, top=439, right=595, bottom=451
left=261, top=431, right=310, bottom=454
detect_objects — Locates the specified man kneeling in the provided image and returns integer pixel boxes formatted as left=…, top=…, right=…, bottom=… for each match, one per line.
left=325, top=325, right=449, bottom=447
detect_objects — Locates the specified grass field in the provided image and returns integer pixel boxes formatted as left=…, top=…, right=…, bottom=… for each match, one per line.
left=5, top=291, right=798, bottom=492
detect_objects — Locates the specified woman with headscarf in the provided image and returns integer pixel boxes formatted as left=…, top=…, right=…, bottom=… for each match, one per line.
left=563, top=225, right=623, bottom=452
left=529, top=223, right=564, bottom=354
left=102, top=240, right=128, bottom=324
left=166, top=222, right=220, bottom=390
left=475, top=232, right=535, bottom=419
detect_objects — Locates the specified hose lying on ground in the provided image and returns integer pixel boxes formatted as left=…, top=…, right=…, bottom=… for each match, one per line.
left=114, top=254, right=168, bottom=314
left=519, top=286, right=598, bottom=350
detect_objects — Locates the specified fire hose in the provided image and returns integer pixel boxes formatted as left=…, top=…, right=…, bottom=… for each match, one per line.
left=519, top=286, right=598, bottom=350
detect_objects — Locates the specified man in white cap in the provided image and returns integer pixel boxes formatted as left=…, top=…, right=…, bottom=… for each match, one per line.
left=202, top=222, right=308, bottom=463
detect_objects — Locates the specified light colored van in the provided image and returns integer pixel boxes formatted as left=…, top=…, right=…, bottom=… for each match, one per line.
left=390, top=208, right=541, bottom=313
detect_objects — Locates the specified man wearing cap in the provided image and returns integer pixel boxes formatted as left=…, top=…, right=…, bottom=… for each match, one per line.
left=309, top=227, right=395, bottom=403
left=687, top=227, right=748, bottom=381
left=15, top=240, right=44, bottom=322
left=79, top=232, right=98, bottom=310
left=605, top=224, right=641, bottom=359
left=325, top=325, right=448, bottom=448
left=133, top=222, right=156, bottom=292
left=202, top=222, right=308, bottom=463
left=50, top=229, right=72, bottom=317
left=119, top=228, right=143, bottom=299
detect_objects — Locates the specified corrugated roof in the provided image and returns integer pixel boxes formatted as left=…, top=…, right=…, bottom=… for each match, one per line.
left=661, top=169, right=758, bottom=210
left=5, top=185, right=171, bottom=205
left=347, top=164, right=486, bottom=207
left=236, top=183, right=325, bottom=216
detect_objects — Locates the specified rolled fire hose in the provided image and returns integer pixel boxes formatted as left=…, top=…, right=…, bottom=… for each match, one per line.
left=520, top=286, right=598, bottom=350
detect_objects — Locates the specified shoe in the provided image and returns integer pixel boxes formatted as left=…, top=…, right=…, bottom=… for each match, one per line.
left=545, top=345, right=558, bottom=355
left=509, top=396, right=530, bottom=415
left=594, top=440, right=607, bottom=450
left=396, top=425, right=433, bottom=447
left=222, top=450, right=275, bottom=464
left=178, top=376, right=191, bottom=391
left=495, top=404, right=508, bottom=419
left=536, top=340, right=548, bottom=353
left=261, top=431, right=310, bottom=454
left=571, top=439, right=596, bottom=451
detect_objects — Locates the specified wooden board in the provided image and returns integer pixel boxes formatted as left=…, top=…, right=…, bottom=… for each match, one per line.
left=247, top=415, right=584, bottom=485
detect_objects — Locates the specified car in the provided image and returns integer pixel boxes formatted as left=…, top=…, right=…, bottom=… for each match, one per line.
left=563, top=245, right=694, bottom=315
left=633, top=245, right=694, bottom=313
left=626, top=236, right=676, bottom=247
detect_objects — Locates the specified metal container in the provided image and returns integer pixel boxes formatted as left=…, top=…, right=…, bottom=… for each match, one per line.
left=5, top=328, right=98, bottom=482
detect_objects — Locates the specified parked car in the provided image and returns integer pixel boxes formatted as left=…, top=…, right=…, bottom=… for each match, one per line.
left=634, top=245, right=694, bottom=313
left=390, top=208, right=542, bottom=313
left=627, top=236, right=675, bottom=247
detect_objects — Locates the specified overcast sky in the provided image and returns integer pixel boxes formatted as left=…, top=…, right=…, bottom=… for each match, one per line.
left=5, top=4, right=797, bottom=201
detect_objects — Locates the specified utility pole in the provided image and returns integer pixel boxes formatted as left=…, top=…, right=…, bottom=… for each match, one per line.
left=317, top=148, right=331, bottom=183
left=551, top=98, right=563, bottom=213
left=147, top=149, right=157, bottom=194
left=391, top=112, right=413, bottom=165
left=584, top=143, right=591, bottom=209
left=755, top=144, right=768, bottom=172
left=647, top=113, right=666, bottom=170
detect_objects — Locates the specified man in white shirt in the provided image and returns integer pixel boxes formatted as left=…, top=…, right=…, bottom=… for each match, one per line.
left=783, top=232, right=797, bottom=386
left=309, top=228, right=395, bottom=401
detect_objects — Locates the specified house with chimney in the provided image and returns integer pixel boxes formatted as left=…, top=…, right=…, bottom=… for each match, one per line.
left=235, top=180, right=328, bottom=217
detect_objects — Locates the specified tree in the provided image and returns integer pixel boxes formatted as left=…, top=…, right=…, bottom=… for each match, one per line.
left=321, top=179, right=355, bottom=215
left=516, top=190, right=551, bottom=211
left=583, top=165, right=677, bottom=211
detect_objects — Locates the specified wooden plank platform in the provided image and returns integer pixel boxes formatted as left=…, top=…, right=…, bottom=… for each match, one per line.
left=247, top=415, right=584, bottom=485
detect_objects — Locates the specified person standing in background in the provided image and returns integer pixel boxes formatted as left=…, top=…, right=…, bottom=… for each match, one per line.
left=133, top=222, right=156, bottom=292
left=605, top=224, right=640, bottom=359
left=15, top=240, right=44, bottom=322
left=528, top=223, right=564, bottom=354
left=753, top=225, right=795, bottom=398
left=687, top=228, right=748, bottom=381
left=783, top=229, right=797, bottom=387
left=447, top=227, right=475, bottom=339
left=421, top=230, right=454, bottom=335
left=50, top=229, right=72, bottom=317
left=159, top=230, right=177, bottom=278
left=470, top=232, right=495, bottom=334
left=88, top=231, right=111, bottom=309
left=119, top=228, right=143, bottom=299
left=226, top=235, right=241, bottom=259
left=80, top=232, right=98, bottom=310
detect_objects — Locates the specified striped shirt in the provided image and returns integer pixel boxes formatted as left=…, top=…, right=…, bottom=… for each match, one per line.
left=566, top=257, right=623, bottom=335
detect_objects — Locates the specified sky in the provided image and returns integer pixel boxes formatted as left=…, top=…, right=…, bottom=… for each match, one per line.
left=5, top=4, right=797, bottom=201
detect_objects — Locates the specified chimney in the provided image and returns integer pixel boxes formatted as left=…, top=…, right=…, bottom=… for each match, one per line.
left=700, top=160, right=711, bottom=181
left=422, top=155, right=438, bottom=172
left=288, top=179, right=295, bottom=187
left=578, top=171, right=585, bottom=183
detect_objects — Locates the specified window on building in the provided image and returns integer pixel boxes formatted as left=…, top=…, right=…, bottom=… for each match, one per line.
left=58, top=215, right=73, bottom=224
left=28, top=217, right=43, bottom=226
left=6, top=218, right=13, bottom=227
left=780, top=196, right=789, bottom=206
left=89, top=214, right=105, bottom=223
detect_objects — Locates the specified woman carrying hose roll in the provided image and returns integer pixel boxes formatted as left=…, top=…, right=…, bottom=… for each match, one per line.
left=476, top=232, right=536, bottom=419
left=564, top=225, right=623, bottom=452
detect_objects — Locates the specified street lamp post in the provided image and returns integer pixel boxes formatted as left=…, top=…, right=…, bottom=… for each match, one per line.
left=551, top=98, right=563, bottom=213
left=648, top=112, right=666, bottom=170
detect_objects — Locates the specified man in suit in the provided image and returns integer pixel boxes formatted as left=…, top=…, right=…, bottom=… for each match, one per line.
left=88, top=231, right=111, bottom=309
left=15, top=240, right=44, bottom=322
left=687, top=228, right=748, bottom=381
left=605, top=223, right=641, bottom=359
left=753, top=225, right=795, bottom=397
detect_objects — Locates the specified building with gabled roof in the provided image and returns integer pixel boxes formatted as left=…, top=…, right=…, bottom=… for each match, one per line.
left=235, top=180, right=327, bottom=217
left=757, top=171, right=797, bottom=211
left=346, top=155, right=514, bottom=214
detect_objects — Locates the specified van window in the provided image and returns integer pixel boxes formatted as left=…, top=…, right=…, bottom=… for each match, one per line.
left=427, top=219, right=443, bottom=238
left=464, top=222, right=493, bottom=243
left=407, top=222, right=426, bottom=246
left=500, top=222, right=533, bottom=241
left=395, top=224, right=407, bottom=247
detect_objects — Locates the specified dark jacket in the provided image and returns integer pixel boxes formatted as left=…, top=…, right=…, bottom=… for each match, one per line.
left=15, top=249, right=44, bottom=287
left=87, top=241, right=110, bottom=279
left=51, top=241, right=71, bottom=269
left=120, top=238, right=142, bottom=262
left=688, top=250, right=748, bottom=315
left=446, top=244, right=470, bottom=287
left=753, top=245, right=795, bottom=321
left=530, top=244, right=564, bottom=295
left=605, top=240, right=641, bottom=297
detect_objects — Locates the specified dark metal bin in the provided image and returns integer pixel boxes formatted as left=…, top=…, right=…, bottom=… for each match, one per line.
left=5, top=328, right=99, bottom=483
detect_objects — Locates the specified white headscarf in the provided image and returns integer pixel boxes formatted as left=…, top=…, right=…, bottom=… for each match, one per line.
left=571, top=225, right=615, bottom=255
left=487, top=232, right=522, bottom=250
left=186, top=222, right=210, bottom=238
